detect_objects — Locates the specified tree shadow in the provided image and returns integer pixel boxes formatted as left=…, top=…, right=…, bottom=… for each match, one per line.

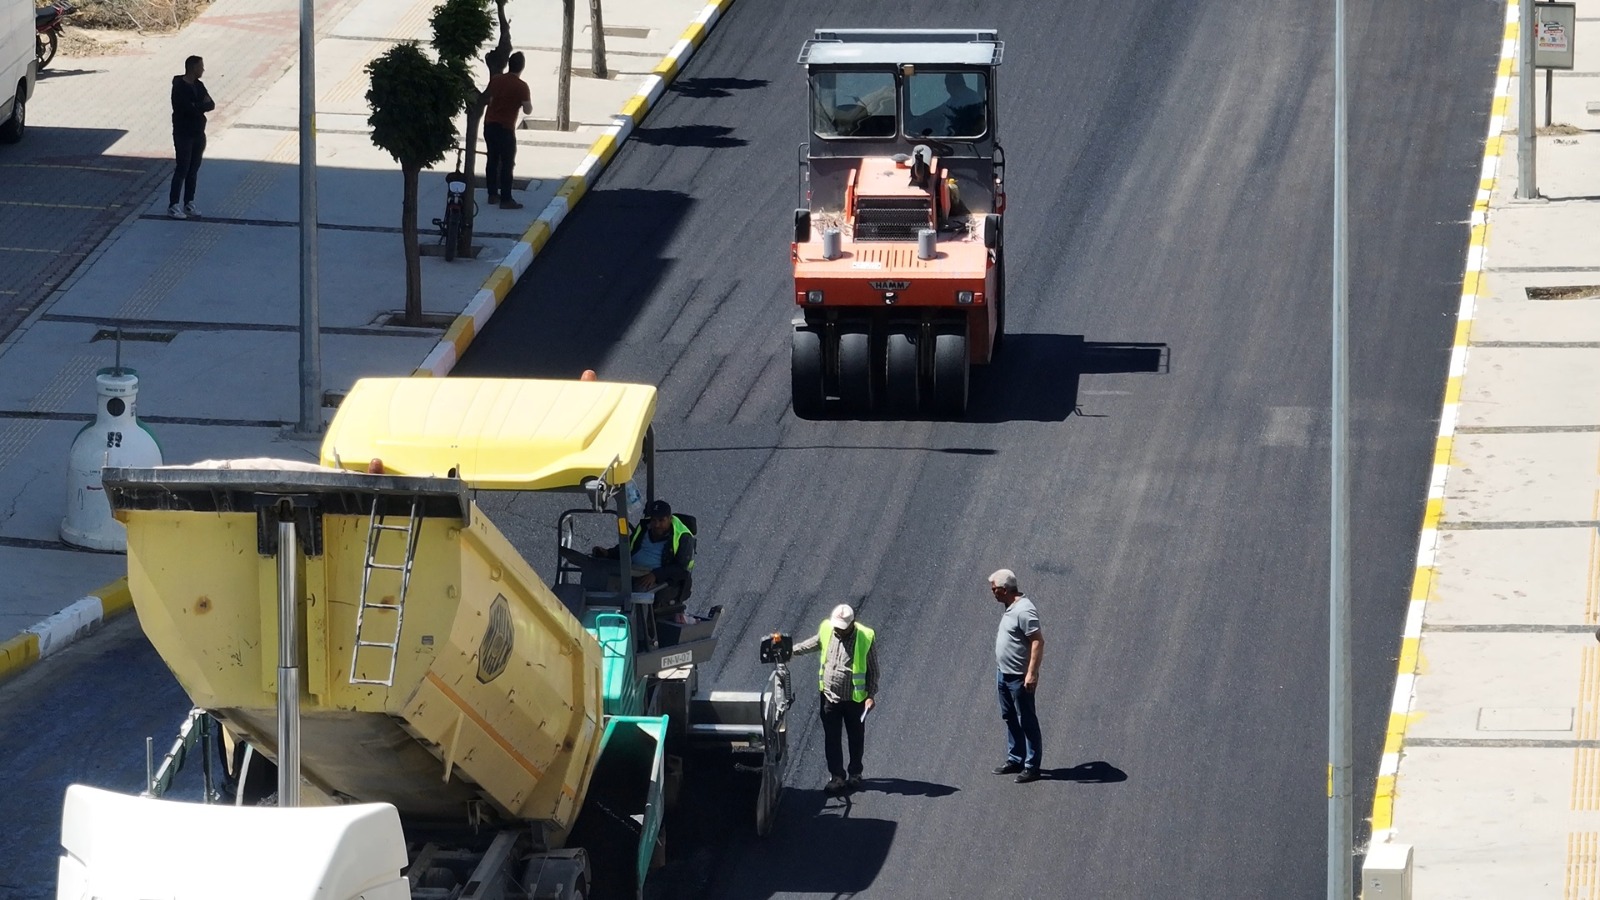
left=967, top=333, right=1170, bottom=423
left=1043, top=760, right=1128, bottom=783
left=670, top=77, right=769, bottom=99
left=630, top=124, right=747, bottom=149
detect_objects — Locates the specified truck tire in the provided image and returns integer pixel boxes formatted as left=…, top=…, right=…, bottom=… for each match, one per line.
left=883, top=328, right=919, bottom=414
left=837, top=327, right=874, bottom=413
left=0, top=90, right=25, bottom=144
left=791, top=329, right=825, bottom=418
left=930, top=330, right=968, bottom=417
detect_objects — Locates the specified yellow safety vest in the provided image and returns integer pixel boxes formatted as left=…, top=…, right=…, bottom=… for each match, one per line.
left=817, top=621, right=875, bottom=702
left=630, top=515, right=694, bottom=570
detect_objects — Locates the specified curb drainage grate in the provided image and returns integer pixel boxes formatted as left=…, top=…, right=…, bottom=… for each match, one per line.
left=1526, top=285, right=1600, bottom=301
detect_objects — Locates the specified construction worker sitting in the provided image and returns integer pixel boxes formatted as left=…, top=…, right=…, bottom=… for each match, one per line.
left=592, top=499, right=696, bottom=621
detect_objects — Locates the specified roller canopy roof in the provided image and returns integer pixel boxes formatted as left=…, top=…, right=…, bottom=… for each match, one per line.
left=799, top=28, right=1003, bottom=67
left=319, top=377, right=657, bottom=491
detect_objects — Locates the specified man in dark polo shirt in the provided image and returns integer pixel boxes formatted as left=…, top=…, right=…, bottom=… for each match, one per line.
left=482, top=51, right=532, bottom=209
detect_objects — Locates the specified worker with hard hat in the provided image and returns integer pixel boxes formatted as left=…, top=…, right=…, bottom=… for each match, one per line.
left=791, top=603, right=879, bottom=794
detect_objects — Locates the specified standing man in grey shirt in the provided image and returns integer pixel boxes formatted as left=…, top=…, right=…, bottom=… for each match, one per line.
left=792, top=603, right=879, bottom=794
left=989, top=568, right=1044, bottom=783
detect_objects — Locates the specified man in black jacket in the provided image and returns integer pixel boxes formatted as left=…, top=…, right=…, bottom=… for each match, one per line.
left=169, top=55, right=215, bottom=220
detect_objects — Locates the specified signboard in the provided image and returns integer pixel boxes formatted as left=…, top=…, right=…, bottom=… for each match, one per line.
left=1535, top=2, right=1576, bottom=70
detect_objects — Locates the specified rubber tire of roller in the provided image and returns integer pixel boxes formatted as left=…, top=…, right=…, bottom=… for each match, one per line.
left=837, top=328, right=874, bottom=413
left=931, top=330, right=969, bottom=417
left=791, top=329, right=826, bottom=419
left=883, top=329, right=919, bottom=414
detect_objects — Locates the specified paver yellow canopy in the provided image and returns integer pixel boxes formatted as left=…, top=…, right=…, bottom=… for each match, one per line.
left=319, top=377, right=657, bottom=490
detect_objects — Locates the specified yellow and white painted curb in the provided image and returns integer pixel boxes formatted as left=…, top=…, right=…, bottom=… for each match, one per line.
left=413, top=0, right=739, bottom=378
left=1365, top=0, right=1517, bottom=851
left=0, top=578, right=133, bottom=684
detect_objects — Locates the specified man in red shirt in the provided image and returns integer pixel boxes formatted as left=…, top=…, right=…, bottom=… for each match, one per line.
left=482, top=51, right=532, bottom=209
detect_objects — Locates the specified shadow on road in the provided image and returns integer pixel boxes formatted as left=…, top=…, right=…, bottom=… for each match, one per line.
left=631, top=124, right=747, bottom=149
left=36, top=67, right=105, bottom=81
left=1045, top=760, right=1128, bottom=783
left=669, top=77, right=769, bottom=99
left=969, top=333, right=1170, bottom=423
left=849, top=776, right=959, bottom=797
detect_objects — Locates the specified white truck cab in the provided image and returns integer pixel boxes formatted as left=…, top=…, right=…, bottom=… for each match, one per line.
left=1, top=0, right=37, bottom=142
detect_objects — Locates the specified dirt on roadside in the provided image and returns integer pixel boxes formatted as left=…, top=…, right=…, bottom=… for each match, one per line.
left=69, top=0, right=214, bottom=34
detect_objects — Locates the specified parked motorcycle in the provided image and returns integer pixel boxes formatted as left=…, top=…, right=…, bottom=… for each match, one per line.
left=36, top=2, right=76, bottom=71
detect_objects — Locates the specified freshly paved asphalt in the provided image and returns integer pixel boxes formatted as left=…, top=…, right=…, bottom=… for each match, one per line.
left=459, top=0, right=1504, bottom=896
left=0, top=0, right=1504, bottom=896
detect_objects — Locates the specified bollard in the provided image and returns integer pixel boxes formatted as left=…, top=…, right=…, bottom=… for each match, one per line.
left=61, top=367, right=162, bottom=551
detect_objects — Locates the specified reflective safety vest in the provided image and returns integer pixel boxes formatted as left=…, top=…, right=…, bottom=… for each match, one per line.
left=817, top=621, right=875, bottom=702
left=630, top=515, right=694, bottom=570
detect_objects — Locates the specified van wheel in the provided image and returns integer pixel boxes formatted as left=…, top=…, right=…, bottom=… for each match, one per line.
left=0, top=91, right=24, bottom=144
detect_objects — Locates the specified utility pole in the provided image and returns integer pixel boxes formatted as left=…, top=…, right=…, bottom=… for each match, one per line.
left=297, top=0, right=323, bottom=435
left=1517, top=0, right=1538, bottom=199
left=1329, top=0, right=1354, bottom=895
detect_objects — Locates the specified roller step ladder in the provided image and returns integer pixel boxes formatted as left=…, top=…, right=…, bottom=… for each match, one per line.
left=349, top=497, right=423, bottom=686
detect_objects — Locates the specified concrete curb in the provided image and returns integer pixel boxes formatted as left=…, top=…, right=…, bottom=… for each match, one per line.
left=412, top=0, right=738, bottom=377
left=0, top=578, right=134, bottom=685
left=1361, top=0, right=1516, bottom=865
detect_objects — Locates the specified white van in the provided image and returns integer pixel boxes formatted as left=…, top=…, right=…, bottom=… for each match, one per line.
left=1, top=0, right=37, bottom=142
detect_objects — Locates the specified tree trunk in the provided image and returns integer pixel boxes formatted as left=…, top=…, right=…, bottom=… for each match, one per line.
left=557, top=0, right=573, bottom=130
left=402, top=162, right=422, bottom=326
left=589, top=0, right=606, bottom=79
left=460, top=1, right=514, bottom=259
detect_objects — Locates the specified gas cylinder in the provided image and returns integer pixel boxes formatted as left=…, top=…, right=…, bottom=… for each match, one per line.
left=61, top=368, right=162, bottom=551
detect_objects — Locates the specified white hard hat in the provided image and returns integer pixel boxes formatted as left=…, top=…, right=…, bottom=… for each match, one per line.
left=829, top=604, right=855, bottom=630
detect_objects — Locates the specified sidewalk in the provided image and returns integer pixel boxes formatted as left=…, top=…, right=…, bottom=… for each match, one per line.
left=0, top=0, right=734, bottom=666
left=1366, top=2, right=1600, bottom=897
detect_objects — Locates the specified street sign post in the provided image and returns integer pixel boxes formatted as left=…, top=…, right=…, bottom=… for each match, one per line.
left=1536, top=2, right=1576, bottom=127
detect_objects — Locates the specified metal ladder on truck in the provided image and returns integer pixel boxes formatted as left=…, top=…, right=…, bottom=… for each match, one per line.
left=349, top=497, right=423, bottom=686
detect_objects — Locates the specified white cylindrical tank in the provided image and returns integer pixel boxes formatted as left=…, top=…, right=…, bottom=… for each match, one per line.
left=61, top=368, right=162, bottom=551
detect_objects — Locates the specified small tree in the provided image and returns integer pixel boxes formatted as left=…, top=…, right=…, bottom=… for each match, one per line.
left=589, top=0, right=606, bottom=79
left=430, top=0, right=494, bottom=258
left=366, top=42, right=464, bottom=325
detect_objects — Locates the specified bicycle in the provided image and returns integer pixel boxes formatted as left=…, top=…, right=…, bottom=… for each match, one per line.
left=432, top=154, right=471, bottom=262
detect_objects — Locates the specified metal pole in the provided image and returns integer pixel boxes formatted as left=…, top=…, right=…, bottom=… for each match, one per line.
left=1545, top=68, right=1553, bottom=129
left=276, top=507, right=302, bottom=807
left=296, top=0, right=323, bottom=434
left=1517, top=0, right=1538, bottom=198
left=1329, top=0, right=1354, bottom=895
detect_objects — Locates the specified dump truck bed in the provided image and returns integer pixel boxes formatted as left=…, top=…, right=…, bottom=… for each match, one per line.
left=106, top=463, right=607, bottom=828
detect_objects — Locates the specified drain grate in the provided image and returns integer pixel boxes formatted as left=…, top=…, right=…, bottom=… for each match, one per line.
left=91, top=329, right=177, bottom=343
left=604, top=25, right=651, bottom=39
left=1526, top=285, right=1600, bottom=301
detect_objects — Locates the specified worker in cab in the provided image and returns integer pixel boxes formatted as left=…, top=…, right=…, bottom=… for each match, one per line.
left=791, top=604, right=879, bottom=794
left=593, top=499, right=695, bottom=620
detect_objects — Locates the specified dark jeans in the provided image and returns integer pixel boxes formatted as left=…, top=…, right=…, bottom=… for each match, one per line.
left=483, top=122, right=516, bottom=201
left=170, top=132, right=206, bottom=205
left=818, top=694, right=866, bottom=778
left=997, top=671, right=1042, bottom=771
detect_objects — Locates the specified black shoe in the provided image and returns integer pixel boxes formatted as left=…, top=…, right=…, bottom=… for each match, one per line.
left=1014, top=768, right=1042, bottom=784
left=992, top=762, right=1024, bottom=775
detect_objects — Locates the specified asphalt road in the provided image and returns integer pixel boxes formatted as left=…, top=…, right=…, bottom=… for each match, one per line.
left=0, top=0, right=1503, bottom=896
left=459, top=0, right=1504, bottom=896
